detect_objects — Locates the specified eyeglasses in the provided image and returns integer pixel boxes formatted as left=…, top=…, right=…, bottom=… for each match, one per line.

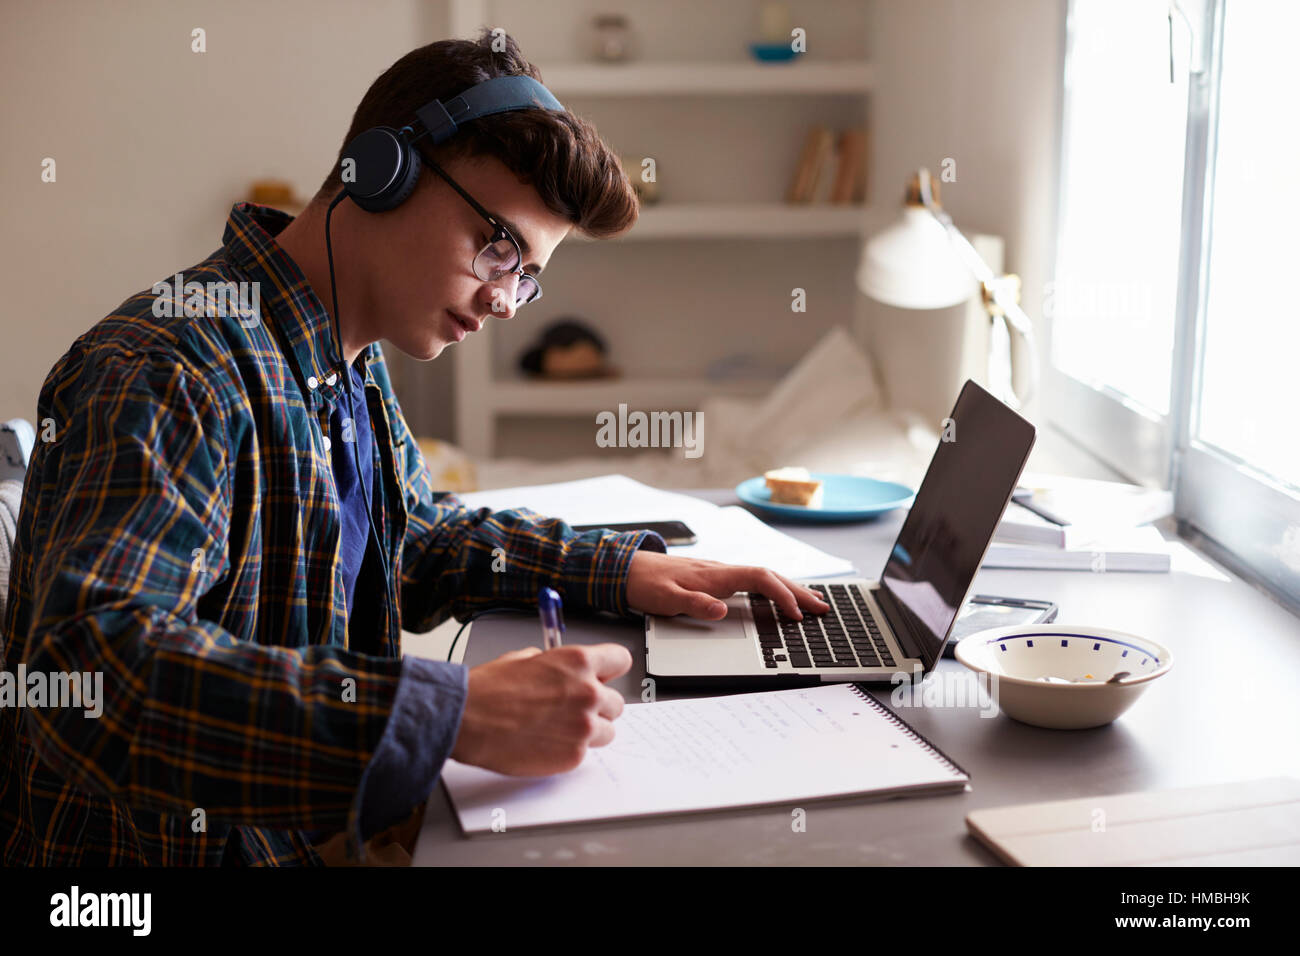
left=419, top=154, right=542, bottom=308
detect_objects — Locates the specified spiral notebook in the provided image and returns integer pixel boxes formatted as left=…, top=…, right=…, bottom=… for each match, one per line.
left=440, top=683, right=969, bottom=833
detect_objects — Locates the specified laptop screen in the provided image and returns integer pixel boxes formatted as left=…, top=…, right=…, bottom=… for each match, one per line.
left=880, top=380, right=1036, bottom=669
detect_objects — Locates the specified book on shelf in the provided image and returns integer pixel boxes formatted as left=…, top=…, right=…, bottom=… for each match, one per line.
left=787, top=126, right=867, bottom=204
left=811, top=141, right=839, bottom=203
left=786, top=125, right=835, bottom=203
left=830, top=127, right=867, bottom=203
left=994, top=474, right=1175, bottom=549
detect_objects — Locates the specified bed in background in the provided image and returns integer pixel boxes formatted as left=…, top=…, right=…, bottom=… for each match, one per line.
left=418, top=326, right=942, bottom=494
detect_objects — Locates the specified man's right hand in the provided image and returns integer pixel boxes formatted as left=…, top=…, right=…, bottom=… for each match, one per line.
left=449, top=643, right=633, bottom=776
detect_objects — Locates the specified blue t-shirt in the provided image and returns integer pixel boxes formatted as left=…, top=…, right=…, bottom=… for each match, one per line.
left=315, top=360, right=470, bottom=853
left=329, top=361, right=375, bottom=620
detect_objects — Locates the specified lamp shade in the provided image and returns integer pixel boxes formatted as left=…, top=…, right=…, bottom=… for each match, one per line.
left=857, top=206, right=977, bottom=310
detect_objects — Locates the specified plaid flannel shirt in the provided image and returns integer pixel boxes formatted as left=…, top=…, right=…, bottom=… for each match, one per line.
left=0, top=202, right=663, bottom=866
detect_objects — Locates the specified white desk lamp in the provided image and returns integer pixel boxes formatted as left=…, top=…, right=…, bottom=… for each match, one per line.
left=856, top=168, right=1039, bottom=409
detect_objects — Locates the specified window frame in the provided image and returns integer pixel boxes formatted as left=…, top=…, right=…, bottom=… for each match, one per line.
left=1049, top=0, right=1300, bottom=607
left=1171, top=0, right=1300, bottom=606
left=1045, top=0, right=1204, bottom=488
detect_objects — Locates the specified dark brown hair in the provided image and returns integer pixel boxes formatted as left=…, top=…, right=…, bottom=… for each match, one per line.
left=315, top=30, right=638, bottom=239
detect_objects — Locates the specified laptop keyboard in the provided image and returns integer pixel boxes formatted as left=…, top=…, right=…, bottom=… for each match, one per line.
left=749, top=583, right=897, bottom=670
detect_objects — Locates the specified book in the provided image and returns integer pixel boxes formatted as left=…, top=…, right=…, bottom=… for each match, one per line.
left=440, top=683, right=969, bottom=833
left=830, top=127, right=867, bottom=204
left=967, top=777, right=1300, bottom=865
left=995, top=474, right=1174, bottom=549
left=810, top=136, right=840, bottom=203
left=982, top=525, right=1172, bottom=572
left=786, top=126, right=835, bottom=203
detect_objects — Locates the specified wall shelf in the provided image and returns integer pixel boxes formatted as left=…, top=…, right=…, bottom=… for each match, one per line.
left=541, top=60, right=874, bottom=96
left=577, top=202, right=869, bottom=241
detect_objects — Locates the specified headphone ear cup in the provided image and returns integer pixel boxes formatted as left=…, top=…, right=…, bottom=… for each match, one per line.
left=340, top=126, right=422, bottom=212
left=384, top=138, right=423, bottom=210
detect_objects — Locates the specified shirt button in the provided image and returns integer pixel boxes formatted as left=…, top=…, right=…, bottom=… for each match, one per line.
left=322, top=435, right=332, bottom=452
left=307, top=376, right=319, bottom=390
left=325, top=372, right=339, bottom=387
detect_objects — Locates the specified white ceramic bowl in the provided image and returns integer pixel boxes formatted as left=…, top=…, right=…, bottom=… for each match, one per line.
left=953, top=624, right=1172, bottom=730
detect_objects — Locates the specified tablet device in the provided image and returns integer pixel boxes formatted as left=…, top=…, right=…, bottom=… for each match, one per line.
left=944, top=595, right=1058, bottom=657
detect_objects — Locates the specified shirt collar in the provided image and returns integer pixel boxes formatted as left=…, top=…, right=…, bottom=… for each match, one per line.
left=222, top=201, right=362, bottom=411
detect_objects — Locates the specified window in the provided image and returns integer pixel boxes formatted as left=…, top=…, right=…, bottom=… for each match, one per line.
left=1051, top=0, right=1300, bottom=604
left=1194, top=1, right=1300, bottom=489
left=1051, top=0, right=1189, bottom=422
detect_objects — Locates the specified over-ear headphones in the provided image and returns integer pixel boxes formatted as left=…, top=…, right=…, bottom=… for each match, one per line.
left=339, top=74, right=564, bottom=213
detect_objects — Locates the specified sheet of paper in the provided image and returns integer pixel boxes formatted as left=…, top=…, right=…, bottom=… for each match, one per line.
left=441, top=683, right=967, bottom=832
left=457, top=474, right=856, bottom=580
left=457, top=474, right=720, bottom=525
left=669, top=505, right=855, bottom=578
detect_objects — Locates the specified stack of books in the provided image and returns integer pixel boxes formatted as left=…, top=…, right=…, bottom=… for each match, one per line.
left=786, top=126, right=868, bottom=204
left=984, top=474, right=1176, bottom=572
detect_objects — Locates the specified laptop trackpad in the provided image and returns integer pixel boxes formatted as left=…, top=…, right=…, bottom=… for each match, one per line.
left=653, top=596, right=750, bottom=638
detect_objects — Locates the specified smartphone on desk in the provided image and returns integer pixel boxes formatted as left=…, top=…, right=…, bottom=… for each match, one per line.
left=570, top=520, right=698, bottom=546
left=944, top=595, right=1058, bottom=657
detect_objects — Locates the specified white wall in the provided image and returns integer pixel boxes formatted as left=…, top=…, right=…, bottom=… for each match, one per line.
left=861, top=0, right=1067, bottom=427
left=0, top=0, right=451, bottom=432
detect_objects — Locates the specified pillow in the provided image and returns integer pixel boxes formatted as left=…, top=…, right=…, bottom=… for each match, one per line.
left=0, top=478, right=23, bottom=618
left=769, top=406, right=938, bottom=488
left=414, top=437, right=479, bottom=492
left=695, top=394, right=770, bottom=482
left=0, top=419, right=35, bottom=483
left=740, top=325, right=883, bottom=463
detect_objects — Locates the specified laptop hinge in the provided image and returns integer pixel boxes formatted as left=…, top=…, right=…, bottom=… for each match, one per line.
left=874, top=586, right=931, bottom=669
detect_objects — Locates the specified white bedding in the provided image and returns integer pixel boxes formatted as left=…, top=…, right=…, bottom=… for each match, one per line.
left=473, top=325, right=941, bottom=492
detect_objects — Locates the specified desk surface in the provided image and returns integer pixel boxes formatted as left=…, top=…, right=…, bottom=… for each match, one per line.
left=414, top=489, right=1300, bottom=865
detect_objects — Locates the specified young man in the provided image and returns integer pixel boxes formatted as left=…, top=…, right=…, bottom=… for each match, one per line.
left=0, top=32, right=827, bottom=866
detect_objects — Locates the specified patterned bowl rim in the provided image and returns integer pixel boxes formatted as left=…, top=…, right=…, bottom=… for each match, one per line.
left=953, top=625, right=1173, bottom=688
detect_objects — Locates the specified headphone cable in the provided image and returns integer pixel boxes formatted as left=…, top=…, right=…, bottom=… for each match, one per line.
left=322, top=188, right=392, bottom=622
left=323, top=189, right=348, bottom=361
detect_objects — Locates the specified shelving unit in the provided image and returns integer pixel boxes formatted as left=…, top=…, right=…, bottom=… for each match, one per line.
left=446, top=0, right=871, bottom=459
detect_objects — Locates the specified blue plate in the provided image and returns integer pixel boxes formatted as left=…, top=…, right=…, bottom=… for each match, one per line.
left=735, top=473, right=914, bottom=522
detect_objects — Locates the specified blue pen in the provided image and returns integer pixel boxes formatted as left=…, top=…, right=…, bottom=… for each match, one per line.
left=538, top=587, right=565, bottom=650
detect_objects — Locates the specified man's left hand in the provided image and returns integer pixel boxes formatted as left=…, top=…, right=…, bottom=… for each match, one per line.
left=625, top=550, right=831, bottom=620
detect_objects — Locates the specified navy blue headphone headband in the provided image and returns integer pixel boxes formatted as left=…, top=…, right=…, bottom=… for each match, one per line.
left=338, top=73, right=565, bottom=213
left=416, top=75, right=565, bottom=144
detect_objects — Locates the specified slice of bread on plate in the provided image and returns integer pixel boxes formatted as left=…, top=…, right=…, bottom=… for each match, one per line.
left=763, top=467, right=824, bottom=508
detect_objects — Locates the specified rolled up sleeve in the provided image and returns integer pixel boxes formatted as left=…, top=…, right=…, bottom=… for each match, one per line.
left=351, top=657, right=469, bottom=844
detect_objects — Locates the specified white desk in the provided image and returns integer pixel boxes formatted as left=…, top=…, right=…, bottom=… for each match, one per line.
left=414, top=490, right=1300, bottom=865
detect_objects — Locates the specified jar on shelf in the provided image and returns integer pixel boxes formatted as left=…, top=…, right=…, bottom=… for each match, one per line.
left=590, top=14, right=635, bottom=62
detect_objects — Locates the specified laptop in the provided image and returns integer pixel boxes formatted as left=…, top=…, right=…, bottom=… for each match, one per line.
left=645, top=379, right=1036, bottom=688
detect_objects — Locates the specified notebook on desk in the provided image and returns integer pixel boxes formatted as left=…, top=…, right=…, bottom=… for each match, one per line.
left=440, top=683, right=969, bottom=834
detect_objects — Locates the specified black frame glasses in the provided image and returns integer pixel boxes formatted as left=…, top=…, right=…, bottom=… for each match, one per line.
left=419, top=154, right=542, bottom=307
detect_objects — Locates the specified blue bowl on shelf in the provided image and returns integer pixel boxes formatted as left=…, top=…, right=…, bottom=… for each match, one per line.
left=735, top=473, right=914, bottom=523
left=749, top=42, right=800, bottom=63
